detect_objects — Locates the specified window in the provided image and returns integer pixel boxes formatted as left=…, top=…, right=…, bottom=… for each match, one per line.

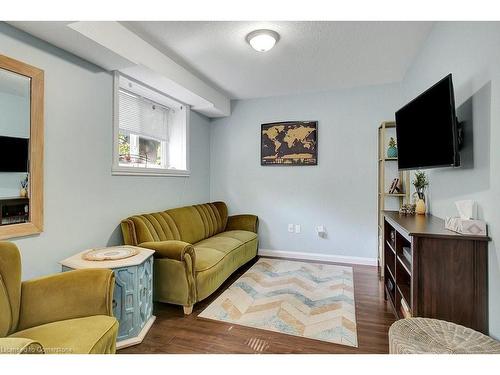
left=112, top=73, right=189, bottom=176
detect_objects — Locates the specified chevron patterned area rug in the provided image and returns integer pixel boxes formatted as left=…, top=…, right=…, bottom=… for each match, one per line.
left=199, top=257, right=358, bottom=347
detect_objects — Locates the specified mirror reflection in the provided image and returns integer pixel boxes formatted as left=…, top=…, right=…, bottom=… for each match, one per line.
left=0, top=68, right=30, bottom=226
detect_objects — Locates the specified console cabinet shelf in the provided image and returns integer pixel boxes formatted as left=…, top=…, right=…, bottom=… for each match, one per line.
left=383, top=211, right=490, bottom=334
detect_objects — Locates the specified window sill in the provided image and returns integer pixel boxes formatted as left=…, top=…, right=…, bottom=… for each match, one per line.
left=112, top=166, right=190, bottom=177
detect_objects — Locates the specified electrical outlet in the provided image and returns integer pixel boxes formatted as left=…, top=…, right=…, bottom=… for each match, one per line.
left=288, top=224, right=294, bottom=233
left=316, top=225, right=327, bottom=238
left=295, top=224, right=301, bottom=233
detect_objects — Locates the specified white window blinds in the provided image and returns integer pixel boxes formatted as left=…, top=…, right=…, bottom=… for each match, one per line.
left=118, top=89, right=169, bottom=141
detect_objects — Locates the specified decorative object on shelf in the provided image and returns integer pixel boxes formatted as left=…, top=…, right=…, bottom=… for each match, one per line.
left=445, top=200, right=487, bottom=236
left=399, top=203, right=416, bottom=215
left=20, top=175, right=28, bottom=198
left=82, top=246, right=139, bottom=261
left=387, top=137, right=398, bottom=158
left=412, top=170, right=429, bottom=215
left=261, top=121, right=317, bottom=165
left=388, top=177, right=401, bottom=194
left=60, top=246, right=155, bottom=349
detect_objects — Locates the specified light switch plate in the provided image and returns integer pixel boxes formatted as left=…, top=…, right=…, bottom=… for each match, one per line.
left=288, top=224, right=294, bottom=233
left=295, top=224, right=301, bottom=233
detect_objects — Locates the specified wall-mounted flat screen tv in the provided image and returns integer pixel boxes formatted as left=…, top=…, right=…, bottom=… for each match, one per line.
left=395, top=74, right=460, bottom=170
left=0, top=136, right=29, bottom=172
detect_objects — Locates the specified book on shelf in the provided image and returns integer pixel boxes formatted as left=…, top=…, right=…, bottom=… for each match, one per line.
left=400, top=298, right=411, bottom=318
left=402, top=246, right=412, bottom=264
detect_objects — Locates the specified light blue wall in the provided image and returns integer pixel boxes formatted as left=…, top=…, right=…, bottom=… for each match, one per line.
left=0, top=23, right=211, bottom=279
left=401, top=22, right=500, bottom=339
left=210, top=85, right=401, bottom=260
left=0, top=90, right=30, bottom=198
left=3, top=20, right=498, bottom=338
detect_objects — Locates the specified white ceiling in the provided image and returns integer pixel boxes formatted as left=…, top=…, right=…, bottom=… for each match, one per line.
left=123, top=21, right=434, bottom=100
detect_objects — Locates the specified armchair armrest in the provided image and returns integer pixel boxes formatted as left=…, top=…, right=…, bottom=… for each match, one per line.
left=18, top=269, right=114, bottom=331
left=0, top=338, right=44, bottom=354
left=226, top=214, right=259, bottom=233
left=139, top=240, right=196, bottom=262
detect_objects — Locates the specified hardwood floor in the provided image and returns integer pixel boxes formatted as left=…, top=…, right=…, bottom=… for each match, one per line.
left=119, top=257, right=396, bottom=354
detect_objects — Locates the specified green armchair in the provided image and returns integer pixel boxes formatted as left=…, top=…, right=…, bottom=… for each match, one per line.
left=0, top=242, right=118, bottom=354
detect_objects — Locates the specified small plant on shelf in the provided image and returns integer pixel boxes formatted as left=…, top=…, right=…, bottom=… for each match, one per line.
left=412, top=170, right=429, bottom=199
left=387, top=137, right=398, bottom=158
left=412, top=170, right=429, bottom=215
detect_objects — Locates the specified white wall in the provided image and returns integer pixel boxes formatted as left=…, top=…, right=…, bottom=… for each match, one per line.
left=210, top=84, right=401, bottom=262
left=0, top=23, right=211, bottom=279
left=401, top=22, right=500, bottom=339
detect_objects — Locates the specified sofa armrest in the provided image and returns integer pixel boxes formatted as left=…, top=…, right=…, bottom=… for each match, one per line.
left=18, top=269, right=115, bottom=331
left=226, top=214, right=259, bottom=233
left=0, top=338, right=44, bottom=354
left=139, top=240, right=197, bottom=306
left=139, top=240, right=195, bottom=262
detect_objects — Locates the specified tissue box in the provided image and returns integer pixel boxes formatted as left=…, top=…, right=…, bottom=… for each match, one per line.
left=445, top=217, right=487, bottom=236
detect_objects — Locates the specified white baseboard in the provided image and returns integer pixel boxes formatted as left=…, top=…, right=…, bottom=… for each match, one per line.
left=258, top=248, right=377, bottom=266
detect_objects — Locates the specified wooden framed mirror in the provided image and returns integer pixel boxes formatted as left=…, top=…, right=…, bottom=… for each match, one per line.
left=0, top=54, right=44, bottom=240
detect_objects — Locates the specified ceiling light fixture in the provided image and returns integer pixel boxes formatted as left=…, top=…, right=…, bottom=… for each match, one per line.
left=246, top=29, right=280, bottom=52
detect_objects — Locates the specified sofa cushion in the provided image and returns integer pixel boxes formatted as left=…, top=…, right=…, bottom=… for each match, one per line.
left=193, top=248, right=225, bottom=272
left=10, top=315, right=118, bottom=354
left=195, top=236, right=258, bottom=301
left=195, top=236, right=242, bottom=255
left=213, top=230, right=258, bottom=244
left=121, top=202, right=228, bottom=245
left=193, top=230, right=257, bottom=271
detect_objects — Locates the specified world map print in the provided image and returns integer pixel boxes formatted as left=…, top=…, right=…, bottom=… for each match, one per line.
left=261, top=121, right=318, bottom=165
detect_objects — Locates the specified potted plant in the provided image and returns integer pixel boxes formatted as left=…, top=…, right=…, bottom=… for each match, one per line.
left=20, top=175, right=28, bottom=198
left=412, top=171, right=429, bottom=215
left=387, top=137, right=398, bottom=158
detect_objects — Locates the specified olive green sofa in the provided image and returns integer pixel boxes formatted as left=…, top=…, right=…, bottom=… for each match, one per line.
left=121, top=202, right=258, bottom=314
left=0, top=242, right=118, bottom=354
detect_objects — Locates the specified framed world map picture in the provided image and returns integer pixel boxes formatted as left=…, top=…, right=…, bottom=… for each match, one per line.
left=261, top=121, right=318, bottom=165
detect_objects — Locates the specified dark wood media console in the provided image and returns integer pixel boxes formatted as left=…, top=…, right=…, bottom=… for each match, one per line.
left=383, top=211, right=490, bottom=334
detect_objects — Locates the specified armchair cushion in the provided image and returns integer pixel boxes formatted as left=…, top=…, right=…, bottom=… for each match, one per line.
left=0, top=337, right=44, bottom=354
left=18, top=269, right=114, bottom=331
left=10, top=316, right=118, bottom=354
left=0, top=241, right=22, bottom=336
